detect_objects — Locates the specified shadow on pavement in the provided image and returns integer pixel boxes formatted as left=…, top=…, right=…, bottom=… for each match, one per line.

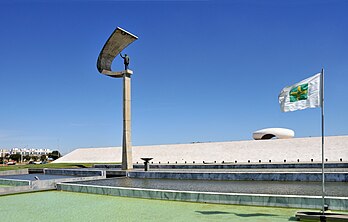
left=196, top=211, right=278, bottom=217
left=233, top=213, right=278, bottom=217
left=195, top=211, right=231, bottom=215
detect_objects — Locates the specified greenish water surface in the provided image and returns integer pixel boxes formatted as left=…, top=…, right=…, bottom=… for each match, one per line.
left=0, top=191, right=307, bottom=222
left=3, top=191, right=348, bottom=221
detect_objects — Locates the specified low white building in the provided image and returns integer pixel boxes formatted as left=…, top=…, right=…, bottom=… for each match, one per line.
left=54, top=135, right=348, bottom=164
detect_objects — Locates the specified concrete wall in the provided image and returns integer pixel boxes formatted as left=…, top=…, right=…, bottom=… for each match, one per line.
left=44, top=169, right=104, bottom=177
left=128, top=171, right=348, bottom=182
left=0, top=186, right=34, bottom=195
left=57, top=183, right=348, bottom=210
left=94, top=163, right=348, bottom=169
left=31, top=175, right=106, bottom=189
left=0, top=176, right=106, bottom=195
left=0, top=169, right=28, bottom=176
left=54, top=135, right=348, bottom=164
left=0, top=178, right=30, bottom=186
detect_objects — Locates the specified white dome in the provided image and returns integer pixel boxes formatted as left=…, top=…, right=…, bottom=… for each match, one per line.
left=253, top=128, right=294, bottom=140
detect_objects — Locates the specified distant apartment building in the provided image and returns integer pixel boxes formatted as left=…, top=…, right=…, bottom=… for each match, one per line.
left=0, top=148, right=52, bottom=157
left=0, top=149, right=10, bottom=158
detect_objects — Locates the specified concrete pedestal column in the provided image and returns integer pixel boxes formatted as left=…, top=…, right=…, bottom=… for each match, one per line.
left=122, top=71, right=133, bottom=170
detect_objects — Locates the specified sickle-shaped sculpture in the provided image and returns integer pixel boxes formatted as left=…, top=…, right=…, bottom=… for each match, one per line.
left=97, top=27, right=138, bottom=77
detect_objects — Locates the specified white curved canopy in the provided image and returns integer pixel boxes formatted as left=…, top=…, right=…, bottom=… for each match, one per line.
left=253, top=128, right=294, bottom=140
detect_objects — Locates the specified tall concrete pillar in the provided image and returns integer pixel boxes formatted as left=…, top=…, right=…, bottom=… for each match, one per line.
left=122, top=70, right=133, bottom=170
left=96, top=27, right=138, bottom=170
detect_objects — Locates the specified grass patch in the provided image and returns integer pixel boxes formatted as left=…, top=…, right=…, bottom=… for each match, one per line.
left=0, top=163, right=119, bottom=171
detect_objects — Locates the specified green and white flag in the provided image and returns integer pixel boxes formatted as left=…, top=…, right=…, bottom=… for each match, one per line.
left=278, top=73, right=322, bottom=112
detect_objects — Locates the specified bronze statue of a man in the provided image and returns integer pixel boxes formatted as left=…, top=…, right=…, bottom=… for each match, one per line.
left=120, top=53, right=130, bottom=70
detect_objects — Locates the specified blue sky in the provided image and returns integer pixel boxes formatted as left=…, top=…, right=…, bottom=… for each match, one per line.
left=1, top=0, right=347, bottom=154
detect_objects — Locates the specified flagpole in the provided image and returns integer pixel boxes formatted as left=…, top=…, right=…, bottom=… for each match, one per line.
left=321, top=68, right=325, bottom=214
